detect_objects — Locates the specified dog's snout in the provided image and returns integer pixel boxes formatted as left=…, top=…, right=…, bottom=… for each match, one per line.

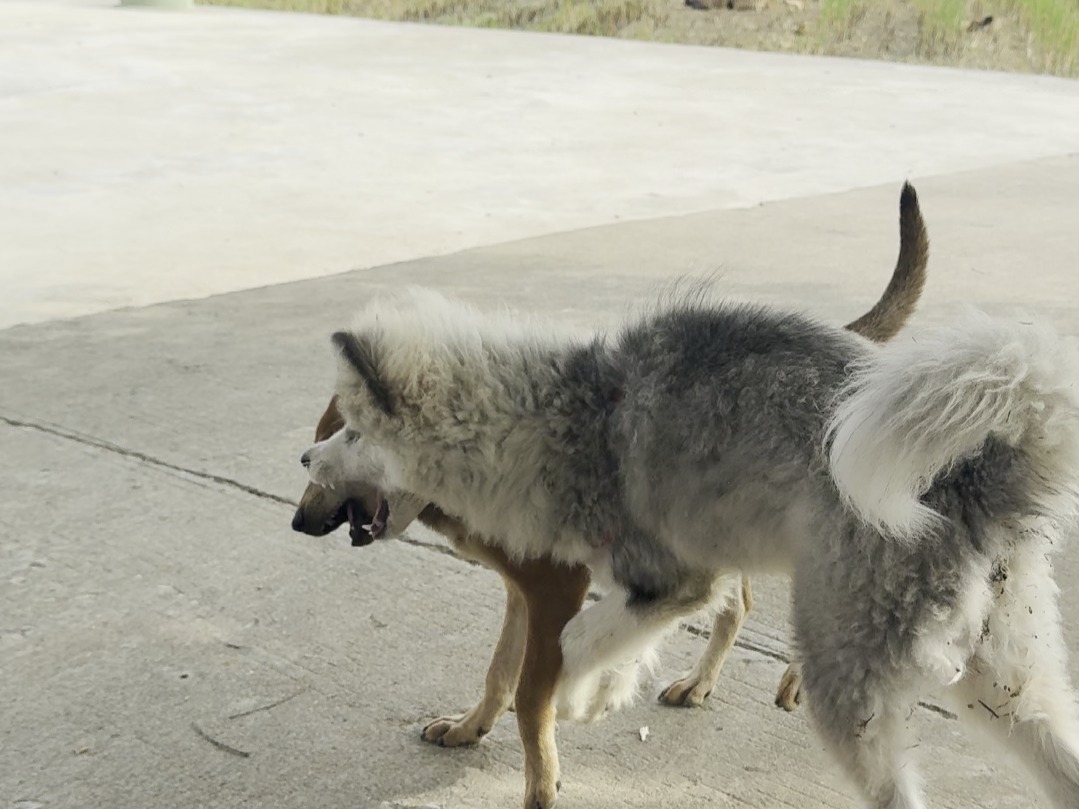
left=300, top=450, right=311, bottom=469
left=291, top=508, right=306, bottom=532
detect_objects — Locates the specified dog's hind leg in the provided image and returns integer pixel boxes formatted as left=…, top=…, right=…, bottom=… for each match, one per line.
left=950, top=668, right=1079, bottom=809
left=795, top=583, right=925, bottom=808
left=656, top=575, right=804, bottom=711
left=801, top=670, right=925, bottom=809
left=422, top=575, right=527, bottom=746
left=774, top=660, right=804, bottom=712
left=945, top=547, right=1079, bottom=808
left=658, top=575, right=749, bottom=708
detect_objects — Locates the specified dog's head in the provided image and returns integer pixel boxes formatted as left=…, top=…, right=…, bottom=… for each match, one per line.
left=303, top=291, right=531, bottom=543
left=292, top=396, right=426, bottom=546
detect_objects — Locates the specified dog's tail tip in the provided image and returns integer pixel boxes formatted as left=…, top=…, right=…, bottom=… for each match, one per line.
left=899, top=180, right=918, bottom=213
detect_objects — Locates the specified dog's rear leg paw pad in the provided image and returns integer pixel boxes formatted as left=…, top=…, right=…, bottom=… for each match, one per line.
left=774, top=663, right=803, bottom=712
left=421, top=706, right=493, bottom=747
left=524, top=780, right=560, bottom=809
left=658, top=673, right=712, bottom=708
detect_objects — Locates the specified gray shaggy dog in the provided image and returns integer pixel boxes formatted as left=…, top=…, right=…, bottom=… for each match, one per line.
left=304, top=235, right=1079, bottom=808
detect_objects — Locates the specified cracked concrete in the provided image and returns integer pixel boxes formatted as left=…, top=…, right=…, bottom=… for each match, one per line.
left=0, top=415, right=297, bottom=507
left=4, top=1, right=1079, bottom=807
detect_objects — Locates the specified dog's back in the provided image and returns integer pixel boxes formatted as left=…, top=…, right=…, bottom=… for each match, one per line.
left=607, top=301, right=869, bottom=571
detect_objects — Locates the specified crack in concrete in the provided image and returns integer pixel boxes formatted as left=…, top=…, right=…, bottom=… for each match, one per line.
left=0, top=412, right=957, bottom=720
left=0, top=413, right=479, bottom=569
left=1, top=413, right=297, bottom=506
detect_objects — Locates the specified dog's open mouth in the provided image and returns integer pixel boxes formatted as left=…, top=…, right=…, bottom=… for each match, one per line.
left=347, top=495, right=390, bottom=546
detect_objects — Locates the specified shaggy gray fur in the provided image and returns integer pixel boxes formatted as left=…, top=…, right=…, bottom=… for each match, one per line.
left=307, top=286, right=1079, bottom=809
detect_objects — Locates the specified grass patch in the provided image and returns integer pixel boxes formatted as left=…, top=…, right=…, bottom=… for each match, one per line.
left=200, top=0, right=1079, bottom=77
left=208, top=0, right=670, bottom=37
left=819, top=0, right=870, bottom=41
left=998, top=0, right=1079, bottom=74
left=913, top=0, right=965, bottom=57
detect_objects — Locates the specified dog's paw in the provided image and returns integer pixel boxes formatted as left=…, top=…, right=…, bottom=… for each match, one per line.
left=595, top=661, right=642, bottom=715
left=774, top=661, right=803, bottom=711
left=658, top=666, right=712, bottom=708
left=555, top=668, right=604, bottom=722
left=421, top=705, right=493, bottom=747
left=523, top=774, right=560, bottom=809
left=556, top=661, right=646, bottom=723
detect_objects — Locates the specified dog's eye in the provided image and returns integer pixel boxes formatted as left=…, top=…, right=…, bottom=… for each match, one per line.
left=344, top=429, right=362, bottom=445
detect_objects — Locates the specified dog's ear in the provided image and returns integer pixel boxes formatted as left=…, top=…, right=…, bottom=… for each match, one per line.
left=314, top=395, right=345, bottom=441
left=331, top=331, right=396, bottom=417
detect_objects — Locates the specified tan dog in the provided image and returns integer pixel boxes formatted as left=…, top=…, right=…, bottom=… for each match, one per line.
left=291, top=194, right=928, bottom=808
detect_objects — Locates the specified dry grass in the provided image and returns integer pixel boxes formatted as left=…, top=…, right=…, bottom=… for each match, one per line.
left=999, top=0, right=1079, bottom=73
left=819, top=0, right=869, bottom=41
left=200, top=0, right=1079, bottom=77
left=913, top=0, right=966, bottom=57
left=205, top=0, right=671, bottom=36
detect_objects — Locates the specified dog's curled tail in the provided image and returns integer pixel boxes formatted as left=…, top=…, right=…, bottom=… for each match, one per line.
left=843, top=181, right=929, bottom=343
left=827, top=310, right=1079, bottom=540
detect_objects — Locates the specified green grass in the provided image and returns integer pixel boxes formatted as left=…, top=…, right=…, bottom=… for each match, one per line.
left=200, top=0, right=1079, bottom=77
left=819, top=0, right=869, bottom=41
left=913, top=0, right=965, bottom=56
left=999, top=0, right=1079, bottom=73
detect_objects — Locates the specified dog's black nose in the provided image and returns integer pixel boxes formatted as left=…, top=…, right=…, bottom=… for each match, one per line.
left=291, top=508, right=306, bottom=532
left=300, top=451, right=311, bottom=468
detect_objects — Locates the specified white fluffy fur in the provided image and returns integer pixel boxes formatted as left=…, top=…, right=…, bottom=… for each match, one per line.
left=332, top=288, right=597, bottom=565
left=828, top=309, right=1079, bottom=540
left=943, top=528, right=1079, bottom=809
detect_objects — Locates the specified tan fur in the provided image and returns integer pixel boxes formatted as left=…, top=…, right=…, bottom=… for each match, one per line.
left=414, top=501, right=591, bottom=805
left=299, top=398, right=591, bottom=806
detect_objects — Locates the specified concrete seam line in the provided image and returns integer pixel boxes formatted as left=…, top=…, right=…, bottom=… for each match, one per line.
left=0, top=412, right=957, bottom=718
left=0, top=413, right=297, bottom=506
left=0, top=411, right=463, bottom=567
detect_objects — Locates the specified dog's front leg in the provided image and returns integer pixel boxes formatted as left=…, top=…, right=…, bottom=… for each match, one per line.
left=513, top=560, right=590, bottom=809
left=559, top=564, right=716, bottom=719
left=422, top=577, right=527, bottom=746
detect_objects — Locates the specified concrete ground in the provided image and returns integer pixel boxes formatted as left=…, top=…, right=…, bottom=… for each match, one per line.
left=2, top=2, right=1079, bottom=808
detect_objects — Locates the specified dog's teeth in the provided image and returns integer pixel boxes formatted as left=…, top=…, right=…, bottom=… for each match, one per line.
left=361, top=523, right=373, bottom=532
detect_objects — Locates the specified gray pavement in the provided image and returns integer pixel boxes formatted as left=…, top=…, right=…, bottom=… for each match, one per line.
left=3, top=2, right=1079, bottom=808
left=4, top=0, right=1079, bottom=328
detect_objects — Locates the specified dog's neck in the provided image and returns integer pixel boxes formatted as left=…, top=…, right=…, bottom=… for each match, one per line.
left=376, top=340, right=623, bottom=564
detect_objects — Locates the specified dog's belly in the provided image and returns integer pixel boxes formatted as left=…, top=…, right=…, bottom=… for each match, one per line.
left=660, top=486, right=818, bottom=574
